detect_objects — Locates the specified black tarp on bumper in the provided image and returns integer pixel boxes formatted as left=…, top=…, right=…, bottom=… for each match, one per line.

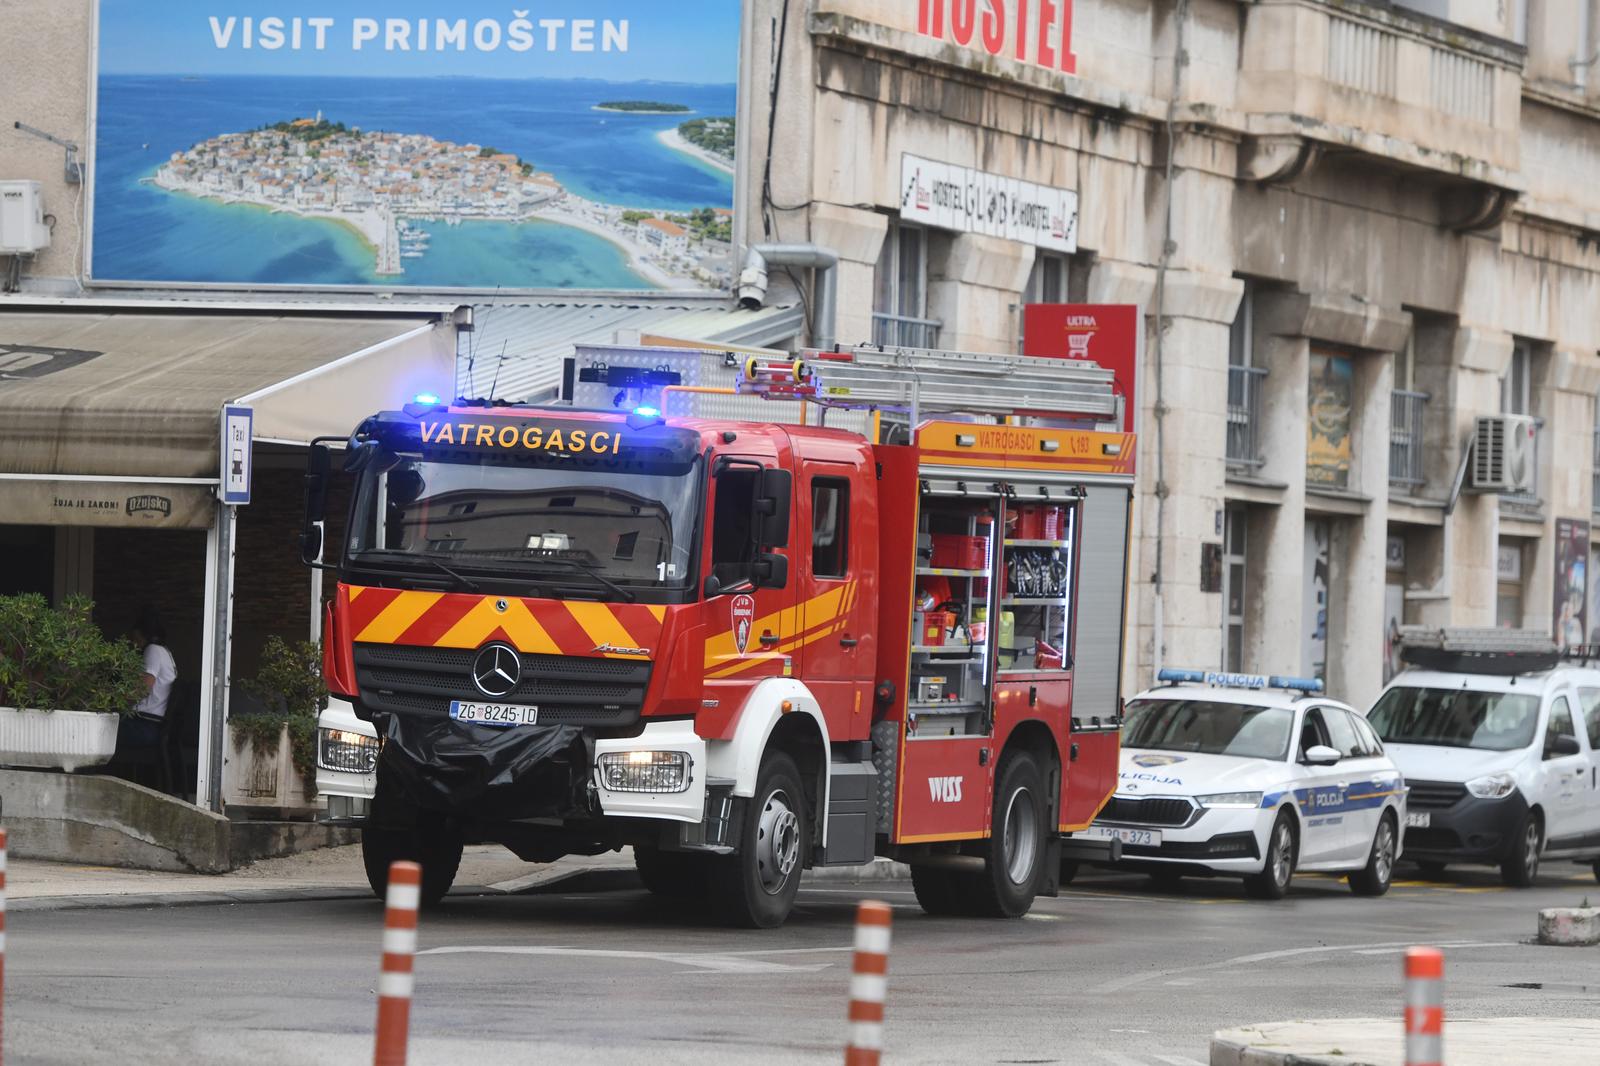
left=379, top=714, right=591, bottom=821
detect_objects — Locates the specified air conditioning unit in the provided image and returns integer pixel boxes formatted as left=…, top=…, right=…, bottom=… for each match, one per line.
left=1470, top=414, right=1538, bottom=494
left=0, top=180, right=51, bottom=255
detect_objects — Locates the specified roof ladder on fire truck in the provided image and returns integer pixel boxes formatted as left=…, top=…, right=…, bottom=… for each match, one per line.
left=736, top=344, right=1123, bottom=428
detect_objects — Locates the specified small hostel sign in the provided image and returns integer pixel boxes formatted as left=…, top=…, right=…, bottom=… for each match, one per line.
left=900, top=154, right=1078, bottom=252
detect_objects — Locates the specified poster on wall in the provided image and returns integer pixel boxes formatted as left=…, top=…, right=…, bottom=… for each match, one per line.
left=1589, top=545, right=1600, bottom=643
left=89, top=2, right=740, bottom=291
left=1554, top=518, right=1589, bottom=649
left=1302, top=521, right=1330, bottom=681
left=1306, top=351, right=1354, bottom=489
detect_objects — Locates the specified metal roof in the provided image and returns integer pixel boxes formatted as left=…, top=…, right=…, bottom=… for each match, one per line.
left=457, top=301, right=804, bottom=403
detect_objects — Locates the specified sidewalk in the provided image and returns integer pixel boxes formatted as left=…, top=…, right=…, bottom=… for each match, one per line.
left=11, top=844, right=909, bottom=912
left=1212, top=1018, right=1600, bottom=1066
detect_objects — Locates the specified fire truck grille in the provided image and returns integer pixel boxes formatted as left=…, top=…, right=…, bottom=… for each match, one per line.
left=1098, top=796, right=1199, bottom=827
left=1405, top=780, right=1468, bottom=809
left=353, top=643, right=651, bottom=728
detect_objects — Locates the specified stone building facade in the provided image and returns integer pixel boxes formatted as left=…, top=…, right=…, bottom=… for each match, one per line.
left=740, top=0, right=1600, bottom=708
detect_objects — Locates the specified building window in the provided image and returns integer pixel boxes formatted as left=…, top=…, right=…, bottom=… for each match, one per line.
left=1024, top=252, right=1069, bottom=305
left=1222, top=507, right=1247, bottom=671
left=1226, top=284, right=1266, bottom=472
left=1390, top=333, right=1428, bottom=491
left=873, top=219, right=939, bottom=347
left=1501, top=341, right=1532, bottom=416
left=1496, top=539, right=1524, bottom=627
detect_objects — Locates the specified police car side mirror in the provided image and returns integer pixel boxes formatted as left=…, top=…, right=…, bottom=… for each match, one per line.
left=1303, top=745, right=1341, bottom=766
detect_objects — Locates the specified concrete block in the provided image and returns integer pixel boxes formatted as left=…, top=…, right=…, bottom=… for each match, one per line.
left=1537, top=907, right=1600, bottom=946
left=0, top=769, right=354, bottom=873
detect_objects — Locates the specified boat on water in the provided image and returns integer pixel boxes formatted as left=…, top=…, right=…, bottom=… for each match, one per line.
left=401, top=251, right=425, bottom=259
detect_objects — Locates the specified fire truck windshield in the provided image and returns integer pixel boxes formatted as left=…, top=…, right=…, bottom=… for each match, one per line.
left=345, top=452, right=701, bottom=595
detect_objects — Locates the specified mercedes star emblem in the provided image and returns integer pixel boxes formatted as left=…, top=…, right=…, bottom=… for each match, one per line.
left=470, top=642, right=521, bottom=698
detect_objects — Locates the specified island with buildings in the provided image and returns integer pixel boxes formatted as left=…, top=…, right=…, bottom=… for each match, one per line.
left=659, top=116, right=735, bottom=176
left=151, top=115, right=733, bottom=288
left=594, top=100, right=692, bottom=113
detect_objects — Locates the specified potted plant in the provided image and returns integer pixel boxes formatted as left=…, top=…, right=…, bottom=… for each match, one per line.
left=0, top=593, right=146, bottom=772
left=225, top=636, right=327, bottom=814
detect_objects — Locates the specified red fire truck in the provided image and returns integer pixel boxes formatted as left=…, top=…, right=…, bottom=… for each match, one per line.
left=300, top=343, right=1135, bottom=927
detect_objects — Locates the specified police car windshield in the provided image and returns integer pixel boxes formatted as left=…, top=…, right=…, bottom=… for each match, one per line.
left=346, top=453, right=699, bottom=590
left=1123, top=699, right=1295, bottom=760
left=1368, top=687, right=1539, bottom=751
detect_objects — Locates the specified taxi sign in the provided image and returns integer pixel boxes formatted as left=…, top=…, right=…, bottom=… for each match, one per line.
left=220, top=404, right=253, bottom=505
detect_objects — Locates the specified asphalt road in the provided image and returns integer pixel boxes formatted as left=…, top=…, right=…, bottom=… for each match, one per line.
left=12, top=860, right=1600, bottom=1066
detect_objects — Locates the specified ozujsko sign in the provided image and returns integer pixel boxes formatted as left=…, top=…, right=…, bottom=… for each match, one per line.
left=916, top=0, right=1077, bottom=75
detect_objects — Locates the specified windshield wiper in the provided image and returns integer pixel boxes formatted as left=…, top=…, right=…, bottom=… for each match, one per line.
left=352, top=550, right=481, bottom=593
left=524, top=558, right=635, bottom=602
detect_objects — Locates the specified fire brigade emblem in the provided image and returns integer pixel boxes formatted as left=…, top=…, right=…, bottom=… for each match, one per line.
left=732, top=594, right=756, bottom=655
left=1131, top=754, right=1187, bottom=767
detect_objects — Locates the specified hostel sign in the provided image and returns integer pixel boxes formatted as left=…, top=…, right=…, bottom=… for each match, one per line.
left=900, top=154, right=1078, bottom=253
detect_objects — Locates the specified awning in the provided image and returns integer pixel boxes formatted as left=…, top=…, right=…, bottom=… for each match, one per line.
left=459, top=301, right=804, bottom=403
left=0, top=306, right=458, bottom=527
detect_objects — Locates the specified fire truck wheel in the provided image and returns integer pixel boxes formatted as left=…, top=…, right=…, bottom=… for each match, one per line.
left=362, top=819, right=463, bottom=909
left=635, top=846, right=711, bottom=901
left=710, top=751, right=809, bottom=928
left=962, top=750, right=1048, bottom=918
left=910, top=865, right=965, bottom=915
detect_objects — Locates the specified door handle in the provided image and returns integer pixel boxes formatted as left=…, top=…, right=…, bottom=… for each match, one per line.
left=839, top=635, right=859, bottom=648
left=760, top=632, right=781, bottom=646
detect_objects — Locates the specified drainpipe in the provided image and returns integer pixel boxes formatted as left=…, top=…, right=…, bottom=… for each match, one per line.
left=738, top=243, right=839, bottom=351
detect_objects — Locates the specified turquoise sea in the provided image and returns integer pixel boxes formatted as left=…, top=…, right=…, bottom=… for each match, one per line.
left=92, top=74, right=736, bottom=289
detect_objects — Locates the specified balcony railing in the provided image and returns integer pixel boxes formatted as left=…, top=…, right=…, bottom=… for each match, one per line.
left=1227, top=365, right=1269, bottom=472
left=1389, top=389, right=1428, bottom=491
left=871, top=311, right=941, bottom=349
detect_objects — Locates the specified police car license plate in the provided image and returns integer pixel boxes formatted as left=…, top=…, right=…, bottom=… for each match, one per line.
left=1405, top=811, right=1430, bottom=829
left=450, top=700, right=540, bottom=727
left=1091, top=825, right=1162, bottom=847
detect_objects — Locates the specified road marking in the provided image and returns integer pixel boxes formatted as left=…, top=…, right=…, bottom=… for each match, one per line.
left=1097, top=938, right=1523, bottom=995
left=418, top=945, right=840, bottom=974
left=1152, top=1055, right=1208, bottom=1065
left=1351, top=942, right=1518, bottom=955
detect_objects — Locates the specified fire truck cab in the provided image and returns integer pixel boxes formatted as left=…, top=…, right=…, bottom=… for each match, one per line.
left=301, top=343, right=1135, bottom=927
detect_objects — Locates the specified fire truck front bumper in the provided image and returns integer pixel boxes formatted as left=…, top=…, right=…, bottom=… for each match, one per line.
left=591, top=720, right=707, bottom=824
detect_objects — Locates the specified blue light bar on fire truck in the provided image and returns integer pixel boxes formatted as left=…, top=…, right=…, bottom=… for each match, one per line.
left=1156, top=668, right=1324, bottom=694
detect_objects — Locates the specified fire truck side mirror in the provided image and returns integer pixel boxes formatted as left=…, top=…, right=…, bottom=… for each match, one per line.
left=299, top=443, right=331, bottom=566
left=753, top=468, right=792, bottom=548
left=752, top=550, right=789, bottom=590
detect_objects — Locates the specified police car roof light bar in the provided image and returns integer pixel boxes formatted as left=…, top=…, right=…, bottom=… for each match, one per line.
left=1156, top=668, right=1324, bottom=694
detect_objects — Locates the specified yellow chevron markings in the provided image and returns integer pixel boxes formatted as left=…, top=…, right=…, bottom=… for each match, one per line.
left=566, top=602, right=650, bottom=658
left=435, top=597, right=561, bottom=654
left=646, top=604, right=667, bottom=622
left=347, top=586, right=366, bottom=602
left=354, top=590, right=444, bottom=644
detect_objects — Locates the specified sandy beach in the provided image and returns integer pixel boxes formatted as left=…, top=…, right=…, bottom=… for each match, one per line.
left=657, top=128, right=734, bottom=176
left=532, top=203, right=698, bottom=290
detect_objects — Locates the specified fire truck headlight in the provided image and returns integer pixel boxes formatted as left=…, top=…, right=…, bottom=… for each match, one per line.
left=597, top=750, right=691, bottom=793
left=318, top=728, right=380, bottom=774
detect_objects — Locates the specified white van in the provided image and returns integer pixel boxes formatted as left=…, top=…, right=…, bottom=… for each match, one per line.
left=1369, top=630, right=1600, bottom=887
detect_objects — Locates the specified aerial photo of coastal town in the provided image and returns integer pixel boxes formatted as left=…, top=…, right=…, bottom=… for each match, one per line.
left=149, top=105, right=736, bottom=289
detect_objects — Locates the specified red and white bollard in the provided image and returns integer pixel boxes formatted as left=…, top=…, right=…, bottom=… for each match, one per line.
left=374, top=861, right=421, bottom=1066
left=844, top=900, right=892, bottom=1066
left=0, top=826, right=8, bottom=1066
left=1404, top=946, right=1443, bottom=1066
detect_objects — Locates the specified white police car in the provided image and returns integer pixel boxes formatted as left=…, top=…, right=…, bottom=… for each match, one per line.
left=1087, top=669, right=1407, bottom=898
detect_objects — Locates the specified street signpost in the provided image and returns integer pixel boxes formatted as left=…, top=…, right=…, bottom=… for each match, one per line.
left=221, top=404, right=253, bottom=505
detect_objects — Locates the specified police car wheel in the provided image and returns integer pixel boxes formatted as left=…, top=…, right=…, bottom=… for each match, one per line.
left=361, top=819, right=463, bottom=909
left=635, top=846, right=711, bottom=901
left=1244, top=812, right=1296, bottom=900
left=1349, top=813, right=1397, bottom=897
left=1500, top=811, right=1542, bottom=888
left=710, top=751, right=808, bottom=928
left=959, top=750, right=1047, bottom=918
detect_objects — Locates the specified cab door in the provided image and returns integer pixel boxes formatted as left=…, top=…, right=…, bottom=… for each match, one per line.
left=1292, top=707, right=1349, bottom=865
left=701, top=452, right=797, bottom=712
left=1573, top=687, right=1600, bottom=850
left=1537, top=694, right=1589, bottom=852
left=1321, top=707, right=1387, bottom=862
left=793, top=457, right=875, bottom=742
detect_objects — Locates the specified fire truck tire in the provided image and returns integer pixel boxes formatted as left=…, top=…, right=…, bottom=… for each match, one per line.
left=709, top=751, right=808, bottom=928
left=910, top=865, right=965, bottom=915
left=362, top=819, right=463, bottom=909
left=960, top=750, right=1048, bottom=918
left=635, top=847, right=711, bottom=901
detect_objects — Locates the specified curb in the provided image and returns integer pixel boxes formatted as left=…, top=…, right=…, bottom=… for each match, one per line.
left=1209, top=1033, right=1381, bottom=1066
left=13, top=886, right=376, bottom=914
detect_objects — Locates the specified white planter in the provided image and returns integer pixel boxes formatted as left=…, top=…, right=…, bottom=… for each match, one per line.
left=224, top=722, right=316, bottom=814
left=0, top=707, right=120, bottom=772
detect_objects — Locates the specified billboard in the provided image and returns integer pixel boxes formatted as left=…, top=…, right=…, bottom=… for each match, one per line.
left=89, top=2, right=740, bottom=292
left=1555, top=518, right=1588, bottom=649
left=1306, top=349, right=1353, bottom=489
